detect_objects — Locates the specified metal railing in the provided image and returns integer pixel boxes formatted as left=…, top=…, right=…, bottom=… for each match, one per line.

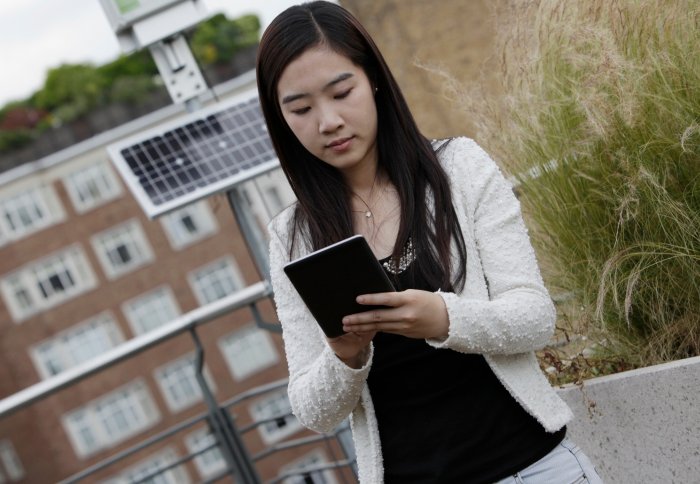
left=0, top=282, right=358, bottom=484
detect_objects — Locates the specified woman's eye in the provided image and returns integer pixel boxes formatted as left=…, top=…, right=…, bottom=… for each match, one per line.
left=334, top=89, right=352, bottom=100
left=292, top=107, right=311, bottom=115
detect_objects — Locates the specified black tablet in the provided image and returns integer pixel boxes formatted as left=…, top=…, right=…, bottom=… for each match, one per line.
left=283, top=234, right=396, bottom=338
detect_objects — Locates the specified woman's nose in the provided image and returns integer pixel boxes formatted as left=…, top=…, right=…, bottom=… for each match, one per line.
left=318, top=105, right=343, bottom=134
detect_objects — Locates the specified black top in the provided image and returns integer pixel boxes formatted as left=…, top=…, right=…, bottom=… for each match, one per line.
left=366, top=255, right=565, bottom=483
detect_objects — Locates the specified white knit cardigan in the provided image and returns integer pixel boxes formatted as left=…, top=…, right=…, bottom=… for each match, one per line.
left=267, top=137, right=573, bottom=483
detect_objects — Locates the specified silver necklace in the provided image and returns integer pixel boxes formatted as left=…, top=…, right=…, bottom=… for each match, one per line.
left=351, top=172, right=379, bottom=220
left=352, top=193, right=374, bottom=219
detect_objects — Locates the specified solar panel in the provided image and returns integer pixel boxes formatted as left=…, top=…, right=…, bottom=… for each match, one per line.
left=107, top=89, right=279, bottom=219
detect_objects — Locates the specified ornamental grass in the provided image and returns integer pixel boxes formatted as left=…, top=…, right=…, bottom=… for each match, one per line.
left=443, top=0, right=700, bottom=370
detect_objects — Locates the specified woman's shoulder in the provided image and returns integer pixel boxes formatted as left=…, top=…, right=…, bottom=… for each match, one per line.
left=433, top=136, right=502, bottom=182
left=433, top=135, right=490, bottom=160
left=266, top=202, right=313, bottom=260
left=267, top=203, right=297, bottom=242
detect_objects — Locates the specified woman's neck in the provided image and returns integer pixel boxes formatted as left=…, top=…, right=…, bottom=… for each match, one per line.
left=345, top=166, right=401, bottom=258
left=343, top=162, right=380, bottom=198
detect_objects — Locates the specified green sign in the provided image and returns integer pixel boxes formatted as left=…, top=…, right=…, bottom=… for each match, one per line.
left=115, top=0, right=140, bottom=14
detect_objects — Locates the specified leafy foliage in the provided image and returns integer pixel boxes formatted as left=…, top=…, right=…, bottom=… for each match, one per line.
left=190, top=13, right=260, bottom=65
left=34, top=64, right=107, bottom=114
left=0, top=129, right=33, bottom=152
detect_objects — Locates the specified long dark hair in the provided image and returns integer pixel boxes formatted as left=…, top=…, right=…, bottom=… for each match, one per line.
left=256, top=1, right=466, bottom=291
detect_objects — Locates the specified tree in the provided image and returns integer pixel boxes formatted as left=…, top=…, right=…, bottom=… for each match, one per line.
left=190, top=13, right=260, bottom=65
left=34, top=64, right=105, bottom=113
left=98, top=50, right=158, bottom=80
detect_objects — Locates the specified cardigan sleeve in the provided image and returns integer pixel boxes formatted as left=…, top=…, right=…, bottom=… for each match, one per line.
left=428, top=138, right=557, bottom=355
left=267, top=214, right=373, bottom=433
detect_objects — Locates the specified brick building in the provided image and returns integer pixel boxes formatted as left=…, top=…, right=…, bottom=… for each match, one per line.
left=0, top=69, right=355, bottom=482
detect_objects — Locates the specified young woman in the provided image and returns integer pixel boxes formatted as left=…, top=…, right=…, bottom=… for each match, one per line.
left=257, top=2, right=603, bottom=483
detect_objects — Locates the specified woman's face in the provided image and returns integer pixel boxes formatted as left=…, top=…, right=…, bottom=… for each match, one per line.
left=276, top=46, right=378, bottom=177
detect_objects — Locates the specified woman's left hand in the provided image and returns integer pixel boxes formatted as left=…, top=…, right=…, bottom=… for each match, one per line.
left=342, top=289, right=450, bottom=339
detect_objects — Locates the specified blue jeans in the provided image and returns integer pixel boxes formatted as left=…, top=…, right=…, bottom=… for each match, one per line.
left=493, top=438, right=604, bottom=484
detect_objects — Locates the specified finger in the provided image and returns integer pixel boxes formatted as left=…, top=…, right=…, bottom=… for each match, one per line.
left=343, top=320, right=407, bottom=333
left=343, top=307, right=402, bottom=325
left=356, top=292, right=403, bottom=306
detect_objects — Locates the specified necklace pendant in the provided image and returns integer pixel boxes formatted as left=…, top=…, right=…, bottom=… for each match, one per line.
left=365, top=211, right=372, bottom=218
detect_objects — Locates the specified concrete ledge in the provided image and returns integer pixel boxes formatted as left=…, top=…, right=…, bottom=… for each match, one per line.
left=556, top=355, right=700, bottom=483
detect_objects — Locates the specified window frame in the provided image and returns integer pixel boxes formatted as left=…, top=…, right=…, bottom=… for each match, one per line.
left=184, top=428, right=227, bottom=479
left=153, top=353, right=215, bottom=413
left=159, top=201, right=218, bottom=250
left=91, top=219, right=154, bottom=280
left=30, top=311, right=125, bottom=379
left=280, top=450, right=338, bottom=484
left=248, top=390, right=301, bottom=445
left=218, top=323, right=279, bottom=381
left=0, top=184, right=65, bottom=243
left=121, top=286, right=181, bottom=336
left=103, top=447, right=189, bottom=484
left=0, top=245, right=97, bottom=322
left=0, top=440, right=24, bottom=482
left=188, top=257, right=245, bottom=306
left=62, top=161, right=123, bottom=213
left=62, top=380, right=160, bottom=458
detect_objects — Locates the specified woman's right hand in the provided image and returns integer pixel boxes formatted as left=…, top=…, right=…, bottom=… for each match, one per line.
left=327, top=331, right=376, bottom=369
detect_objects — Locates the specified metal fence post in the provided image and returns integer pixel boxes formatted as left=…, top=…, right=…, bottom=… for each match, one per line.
left=190, top=327, right=262, bottom=484
left=227, top=187, right=270, bottom=282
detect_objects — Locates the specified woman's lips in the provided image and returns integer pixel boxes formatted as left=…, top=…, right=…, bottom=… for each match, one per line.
left=327, top=136, right=353, bottom=152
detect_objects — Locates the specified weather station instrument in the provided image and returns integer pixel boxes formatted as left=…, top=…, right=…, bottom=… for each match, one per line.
left=98, top=0, right=277, bottom=281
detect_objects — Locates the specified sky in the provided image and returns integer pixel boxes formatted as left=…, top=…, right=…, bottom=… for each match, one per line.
left=0, top=0, right=312, bottom=107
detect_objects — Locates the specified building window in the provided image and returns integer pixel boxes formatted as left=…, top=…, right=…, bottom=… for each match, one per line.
left=264, top=186, right=286, bottom=215
left=122, top=286, right=180, bottom=336
left=0, top=245, right=97, bottom=322
left=249, top=391, right=301, bottom=445
left=188, top=258, right=244, bottom=305
left=92, top=219, right=154, bottom=279
left=63, top=162, right=122, bottom=213
left=104, top=448, right=189, bottom=484
left=154, top=353, right=214, bottom=413
left=159, top=201, right=218, bottom=250
left=185, top=428, right=227, bottom=479
left=0, top=440, right=24, bottom=482
left=63, top=380, right=160, bottom=458
left=240, top=169, right=296, bottom=222
left=218, top=324, right=278, bottom=381
left=280, top=451, right=337, bottom=484
left=30, top=312, right=124, bottom=379
left=0, top=185, right=64, bottom=242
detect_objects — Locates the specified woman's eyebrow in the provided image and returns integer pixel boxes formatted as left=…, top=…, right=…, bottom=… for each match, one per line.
left=281, top=72, right=355, bottom=104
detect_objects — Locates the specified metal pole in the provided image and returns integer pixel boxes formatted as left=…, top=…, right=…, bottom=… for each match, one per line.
left=189, top=327, right=240, bottom=479
left=250, top=301, right=281, bottom=333
left=227, top=187, right=270, bottom=282
left=189, top=327, right=261, bottom=484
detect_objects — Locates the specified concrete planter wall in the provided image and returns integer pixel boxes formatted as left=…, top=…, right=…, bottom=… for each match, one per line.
left=556, top=355, right=700, bottom=483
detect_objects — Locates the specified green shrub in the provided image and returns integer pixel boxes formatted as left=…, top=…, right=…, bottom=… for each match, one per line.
left=0, top=129, right=33, bottom=153
left=34, top=63, right=106, bottom=114
left=108, top=75, right=159, bottom=104
left=190, top=13, right=260, bottom=65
